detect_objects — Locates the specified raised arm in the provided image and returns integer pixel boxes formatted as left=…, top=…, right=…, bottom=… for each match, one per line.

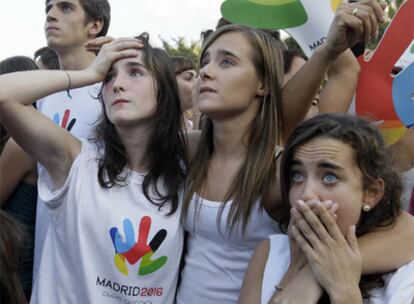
left=318, top=49, right=360, bottom=114
left=281, top=0, right=385, bottom=142
left=0, top=38, right=142, bottom=188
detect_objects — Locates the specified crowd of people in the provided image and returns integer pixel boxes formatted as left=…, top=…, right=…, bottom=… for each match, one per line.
left=0, top=0, right=413, bottom=303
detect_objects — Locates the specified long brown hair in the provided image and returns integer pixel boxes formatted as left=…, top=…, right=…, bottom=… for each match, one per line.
left=183, top=25, right=284, bottom=233
left=93, top=33, right=188, bottom=215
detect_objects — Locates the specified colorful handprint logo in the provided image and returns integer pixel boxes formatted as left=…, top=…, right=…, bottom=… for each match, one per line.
left=53, top=109, right=76, bottom=131
left=110, top=216, right=168, bottom=276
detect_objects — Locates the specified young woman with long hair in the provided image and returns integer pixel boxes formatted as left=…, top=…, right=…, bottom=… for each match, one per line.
left=176, top=1, right=414, bottom=303
left=0, top=34, right=187, bottom=304
left=241, top=114, right=414, bottom=303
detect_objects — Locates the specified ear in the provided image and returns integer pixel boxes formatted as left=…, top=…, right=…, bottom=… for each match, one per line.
left=256, top=80, right=269, bottom=98
left=87, top=20, right=104, bottom=39
left=362, top=178, right=385, bottom=209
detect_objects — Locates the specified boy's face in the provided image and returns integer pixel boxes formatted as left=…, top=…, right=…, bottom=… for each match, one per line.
left=44, top=0, right=91, bottom=50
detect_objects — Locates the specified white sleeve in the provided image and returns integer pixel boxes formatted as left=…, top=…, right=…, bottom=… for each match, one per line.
left=37, top=141, right=92, bottom=209
left=368, top=259, right=414, bottom=304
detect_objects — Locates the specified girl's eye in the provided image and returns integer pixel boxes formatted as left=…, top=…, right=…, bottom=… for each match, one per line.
left=200, top=59, right=209, bottom=68
left=291, top=171, right=304, bottom=183
left=323, top=173, right=337, bottom=184
left=182, top=72, right=194, bottom=81
left=220, top=58, right=234, bottom=66
left=104, top=73, right=115, bottom=83
left=130, top=69, right=143, bottom=77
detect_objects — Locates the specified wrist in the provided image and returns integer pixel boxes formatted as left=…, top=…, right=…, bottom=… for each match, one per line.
left=315, top=43, right=341, bottom=63
left=329, top=286, right=362, bottom=304
left=82, top=68, right=104, bottom=85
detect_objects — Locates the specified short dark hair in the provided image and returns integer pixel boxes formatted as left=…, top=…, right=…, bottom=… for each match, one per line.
left=171, top=56, right=197, bottom=74
left=0, top=56, right=38, bottom=74
left=34, top=46, right=60, bottom=70
left=45, top=0, right=111, bottom=37
left=282, top=49, right=307, bottom=74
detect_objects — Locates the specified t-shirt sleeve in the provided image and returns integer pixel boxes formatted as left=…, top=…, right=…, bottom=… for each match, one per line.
left=381, top=259, right=414, bottom=303
left=37, top=140, right=93, bottom=210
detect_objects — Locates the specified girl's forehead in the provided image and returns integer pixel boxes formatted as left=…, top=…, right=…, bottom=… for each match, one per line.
left=112, top=53, right=146, bottom=70
left=293, top=138, right=355, bottom=166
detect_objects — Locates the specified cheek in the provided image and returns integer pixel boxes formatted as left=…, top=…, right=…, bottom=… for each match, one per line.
left=335, top=201, right=362, bottom=234
left=288, top=185, right=300, bottom=205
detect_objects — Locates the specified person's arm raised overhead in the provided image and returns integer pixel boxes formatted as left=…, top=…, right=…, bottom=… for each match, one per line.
left=281, top=0, right=386, bottom=142
left=318, top=49, right=360, bottom=114
left=0, top=38, right=142, bottom=189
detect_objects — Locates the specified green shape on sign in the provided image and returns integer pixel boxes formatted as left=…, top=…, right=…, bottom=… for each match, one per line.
left=221, top=0, right=308, bottom=29
left=410, top=43, right=414, bottom=53
left=249, top=0, right=297, bottom=5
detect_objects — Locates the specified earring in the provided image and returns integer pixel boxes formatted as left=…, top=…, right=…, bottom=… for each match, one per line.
left=362, top=204, right=371, bottom=212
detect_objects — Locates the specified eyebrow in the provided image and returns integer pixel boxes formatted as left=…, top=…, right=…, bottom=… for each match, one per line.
left=126, top=61, right=147, bottom=69
left=46, top=1, right=75, bottom=13
left=291, top=159, right=345, bottom=171
left=108, top=61, right=147, bottom=74
left=201, top=49, right=240, bottom=63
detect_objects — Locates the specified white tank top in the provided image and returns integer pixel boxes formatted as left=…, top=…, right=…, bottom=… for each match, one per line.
left=176, top=195, right=281, bottom=304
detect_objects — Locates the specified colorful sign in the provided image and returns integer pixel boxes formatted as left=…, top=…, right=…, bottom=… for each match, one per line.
left=355, top=0, right=414, bottom=145
left=221, top=0, right=337, bottom=57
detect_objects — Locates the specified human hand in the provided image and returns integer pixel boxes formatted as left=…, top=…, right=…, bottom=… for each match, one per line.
left=86, top=37, right=143, bottom=82
left=287, top=199, right=339, bottom=276
left=323, top=0, right=387, bottom=59
left=290, top=200, right=362, bottom=302
left=85, top=36, right=114, bottom=54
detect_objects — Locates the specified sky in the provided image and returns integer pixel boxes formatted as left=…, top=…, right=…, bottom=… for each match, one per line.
left=0, top=0, right=224, bottom=60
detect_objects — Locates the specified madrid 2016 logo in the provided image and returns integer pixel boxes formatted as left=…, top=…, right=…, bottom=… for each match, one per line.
left=109, top=216, right=168, bottom=276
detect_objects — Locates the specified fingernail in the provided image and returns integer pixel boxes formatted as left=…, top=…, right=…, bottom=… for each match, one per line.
left=291, top=225, right=297, bottom=233
left=297, top=200, right=306, bottom=209
left=375, top=29, right=379, bottom=40
left=324, top=200, right=333, bottom=208
left=290, top=208, right=299, bottom=217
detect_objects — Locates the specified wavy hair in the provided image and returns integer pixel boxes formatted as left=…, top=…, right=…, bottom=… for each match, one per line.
left=280, top=113, right=402, bottom=299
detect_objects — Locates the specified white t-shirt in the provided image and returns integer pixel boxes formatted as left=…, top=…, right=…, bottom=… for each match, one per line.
left=33, top=84, right=102, bottom=282
left=176, top=196, right=281, bottom=304
left=262, top=235, right=414, bottom=304
left=30, top=142, right=183, bottom=304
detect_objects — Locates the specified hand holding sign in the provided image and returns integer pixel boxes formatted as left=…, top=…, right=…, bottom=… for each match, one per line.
left=221, top=0, right=385, bottom=57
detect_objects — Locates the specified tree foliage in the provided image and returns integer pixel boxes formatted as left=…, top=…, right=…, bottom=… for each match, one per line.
left=161, top=36, right=201, bottom=64
left=367, top=0, right=404, bottom=50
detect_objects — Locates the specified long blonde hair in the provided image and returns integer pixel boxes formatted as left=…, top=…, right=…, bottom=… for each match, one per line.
left=183, top=25, right=284, bottom=233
